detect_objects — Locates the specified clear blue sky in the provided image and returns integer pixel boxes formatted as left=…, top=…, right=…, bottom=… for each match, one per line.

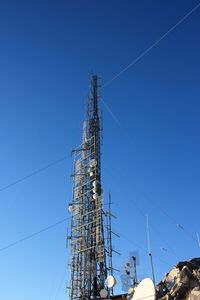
left=0, top=1, right=200, bottom=299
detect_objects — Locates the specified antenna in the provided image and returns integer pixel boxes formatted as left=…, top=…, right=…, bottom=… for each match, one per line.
left=146, top=215, right=155, bottom=285
left=197, top=232, right=200, bottom=249
left=107, top=192, right=114, bottom=276
left=132, top=255, right=138, bottom=287
left=120, top=252, right=139, bottom=292
left=105, top=191, right=119, bottom=296
left=68, top=75, right=110, bottom=300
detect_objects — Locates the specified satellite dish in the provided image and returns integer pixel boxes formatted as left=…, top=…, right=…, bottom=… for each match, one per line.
left=89, top=159, right=97, bottom=167
left=68, top=203, right=80, bottom=213
left=68, top=204, right=76, bottom=213
left=92, top=180, right=98, bottom=187
left=132, top=278, right=155, bottom=300
left=93, top=193, right=98, bottom=200
left=106, top=275, right=116, bottom=288
left=68, top=204, right=73, bottom=213
left=100, top=289, right=108, bottom=298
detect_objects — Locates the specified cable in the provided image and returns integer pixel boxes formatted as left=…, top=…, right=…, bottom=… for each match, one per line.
left=101, top=2, right=200, bottom=124
left=120, top=225, right=200, bottom=274
left=104, top=159, right=197, bottom=243
left=0, top=156, right=67, bottom=193
left=1, top=1, right=199, bottom=238
left=109, top=167, right=200, bottom=271
left=101, top=98, right=121, bottom=126
left=54, top=271, right=66, bottom=300
left=104, top=160, right=199, bottom=274
left=1, top=3, right=199, bottom=262
left=119, top=232, right=173, bottom=270
left=99, top=3, right=200, bottom=247
left=0, top=217, right=68, bottom=253
left=9, top=216, right=188, bottom=295
left=103, top=2, right=200, bottom=89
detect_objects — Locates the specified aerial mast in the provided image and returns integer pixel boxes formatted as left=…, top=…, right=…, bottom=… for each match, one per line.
left=68, top=74, right=109, bottom=300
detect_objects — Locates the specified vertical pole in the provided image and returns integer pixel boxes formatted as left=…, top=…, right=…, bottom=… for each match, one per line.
left=146, top=215, right=151, bottom=255
left=109, top=192, right=113, bottom=276
left=146, top=215, right=155, bottom=285
left=197, top=232, right=200, bottom=249
left=109, top=192, right=114, bottom=295
left=132, top=256, right=138, bottom=287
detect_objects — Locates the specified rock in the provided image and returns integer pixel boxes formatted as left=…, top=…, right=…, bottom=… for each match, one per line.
left=156, top=258, right=200, bottom=300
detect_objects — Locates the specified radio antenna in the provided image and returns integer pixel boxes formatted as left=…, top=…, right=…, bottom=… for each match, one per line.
left=146, top=215, right=155, bottom=285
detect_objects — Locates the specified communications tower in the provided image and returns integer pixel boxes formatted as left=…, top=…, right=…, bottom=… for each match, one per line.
left=68, top=75, right=114, bottom=300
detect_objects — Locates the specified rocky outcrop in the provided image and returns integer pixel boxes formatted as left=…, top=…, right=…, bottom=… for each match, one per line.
left=156, top=258, right=200, bottom=300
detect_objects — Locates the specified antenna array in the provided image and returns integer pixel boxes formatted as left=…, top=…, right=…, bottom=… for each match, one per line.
left=68, top=75, right=116, bottom=300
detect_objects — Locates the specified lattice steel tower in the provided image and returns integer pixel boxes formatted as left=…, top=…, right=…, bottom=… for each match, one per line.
left=68, top=75, right=113, bottom=300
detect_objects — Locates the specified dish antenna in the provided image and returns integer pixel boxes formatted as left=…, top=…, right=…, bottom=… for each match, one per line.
left=100, top=289, right=108, bottom=298
left=68, top=203, right=79, bottom=213
left=106, top=275, right=116, bottom=289
left=132, top=278, right=156, bottom=300
left=89, top=159, right=97, bottom=167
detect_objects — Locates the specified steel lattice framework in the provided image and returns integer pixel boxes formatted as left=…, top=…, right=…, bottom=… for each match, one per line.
left=68, top=75, right=113, bottom=300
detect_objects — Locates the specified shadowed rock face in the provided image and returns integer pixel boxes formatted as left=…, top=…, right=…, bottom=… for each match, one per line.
left=156, top=258, right=200, bottom=300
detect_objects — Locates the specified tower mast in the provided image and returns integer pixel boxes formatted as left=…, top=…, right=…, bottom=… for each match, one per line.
left=69, top=75, right=108, bottom=300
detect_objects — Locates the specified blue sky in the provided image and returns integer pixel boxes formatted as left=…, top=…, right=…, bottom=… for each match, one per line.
left=0, top=1, right=200, bottom=299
